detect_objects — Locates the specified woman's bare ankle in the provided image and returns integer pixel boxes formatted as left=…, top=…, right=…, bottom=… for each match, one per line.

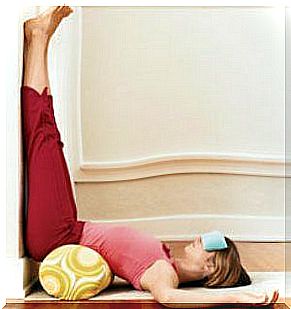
left=24, top=34, right=50, bottom=50
left=24, top=18, right=51, bottom=44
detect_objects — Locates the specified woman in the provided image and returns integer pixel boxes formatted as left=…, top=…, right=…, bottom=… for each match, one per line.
left=22, top=6, right=279, bottom=306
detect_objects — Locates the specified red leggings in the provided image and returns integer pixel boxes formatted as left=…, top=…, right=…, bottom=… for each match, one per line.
left=21, top=86, right=85, bottom=262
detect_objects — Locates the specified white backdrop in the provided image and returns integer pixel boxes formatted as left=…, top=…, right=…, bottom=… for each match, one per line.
left=80, top=7, right=284, bottom=164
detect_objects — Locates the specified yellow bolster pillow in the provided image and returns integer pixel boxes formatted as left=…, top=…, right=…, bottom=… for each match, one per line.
left=39, top=244, right=114, bottom=300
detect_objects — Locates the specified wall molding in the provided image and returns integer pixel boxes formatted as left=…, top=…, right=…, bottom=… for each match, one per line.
left=74, top=152, right=288, bottom=182
left=88, top=213, right=285, bottom=242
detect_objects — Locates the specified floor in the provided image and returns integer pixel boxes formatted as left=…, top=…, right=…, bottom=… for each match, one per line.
left=3, top=303, right=291, bottom=309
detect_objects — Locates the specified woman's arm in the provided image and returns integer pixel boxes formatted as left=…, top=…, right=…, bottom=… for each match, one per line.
left=161, top=288, right=234, bottom=308
left=143, top=260, right=279, bottom=308
left=160, top=288, right=279, bottom=308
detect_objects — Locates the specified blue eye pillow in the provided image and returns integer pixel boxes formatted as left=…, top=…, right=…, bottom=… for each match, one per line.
left=201, top=231, right=228, bottom=251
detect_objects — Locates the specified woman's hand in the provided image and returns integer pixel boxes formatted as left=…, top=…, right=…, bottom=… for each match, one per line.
left=232, top=289, right=280, bottom=306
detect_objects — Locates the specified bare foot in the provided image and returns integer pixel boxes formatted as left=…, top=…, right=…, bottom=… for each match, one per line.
left=24, top=6, right=73, bottom=41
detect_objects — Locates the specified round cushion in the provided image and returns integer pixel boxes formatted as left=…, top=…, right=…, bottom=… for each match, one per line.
left=39, top=244, right=114, bottom=300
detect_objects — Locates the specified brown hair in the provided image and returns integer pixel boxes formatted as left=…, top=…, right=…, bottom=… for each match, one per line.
left=202, top=236, right=252, bottom=288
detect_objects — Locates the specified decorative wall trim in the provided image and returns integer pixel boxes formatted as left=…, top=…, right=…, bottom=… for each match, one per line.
left=74, top=152, right=288, bottom=182
left=88, top=213, right=285, bottom=242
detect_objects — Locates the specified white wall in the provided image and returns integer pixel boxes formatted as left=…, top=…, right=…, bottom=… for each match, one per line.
left=79, top=7, right=284, bottom=165
left=72, top=7, right=286, bottom=241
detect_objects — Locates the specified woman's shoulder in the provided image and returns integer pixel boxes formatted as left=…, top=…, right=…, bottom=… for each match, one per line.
left=140, top=259, right=179, bottom=291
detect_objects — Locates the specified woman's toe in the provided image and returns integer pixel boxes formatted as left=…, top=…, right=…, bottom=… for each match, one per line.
left=54, top=6, right=73, bottom=19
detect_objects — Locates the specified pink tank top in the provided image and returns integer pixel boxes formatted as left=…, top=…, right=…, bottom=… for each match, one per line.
left=79, top=221, right=178, bottom=291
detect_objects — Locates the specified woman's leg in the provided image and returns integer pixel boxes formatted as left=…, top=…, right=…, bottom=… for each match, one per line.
left=22, top=6, right=85, bottom=262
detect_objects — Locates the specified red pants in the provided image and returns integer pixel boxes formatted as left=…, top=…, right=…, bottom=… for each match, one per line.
left=21, top=86, right=85, bottom=262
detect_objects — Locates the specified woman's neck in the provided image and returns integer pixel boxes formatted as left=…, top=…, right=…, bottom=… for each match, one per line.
left=174, top=257, right=196, bottom=284
left=174, top=256, right=206, bottom=284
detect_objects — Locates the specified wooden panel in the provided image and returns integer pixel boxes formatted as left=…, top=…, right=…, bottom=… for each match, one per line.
left=235, top=242, right=286, bottom=272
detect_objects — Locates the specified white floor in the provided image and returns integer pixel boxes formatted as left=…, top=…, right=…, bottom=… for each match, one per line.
left=25, top=272, right=290, bottom=302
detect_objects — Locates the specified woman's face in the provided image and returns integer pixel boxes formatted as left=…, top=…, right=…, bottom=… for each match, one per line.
left=184, top=234, right=216, bottom=280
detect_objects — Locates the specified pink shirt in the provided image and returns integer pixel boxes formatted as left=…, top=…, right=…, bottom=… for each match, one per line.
left=79, top=221, right=178, bottom=291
